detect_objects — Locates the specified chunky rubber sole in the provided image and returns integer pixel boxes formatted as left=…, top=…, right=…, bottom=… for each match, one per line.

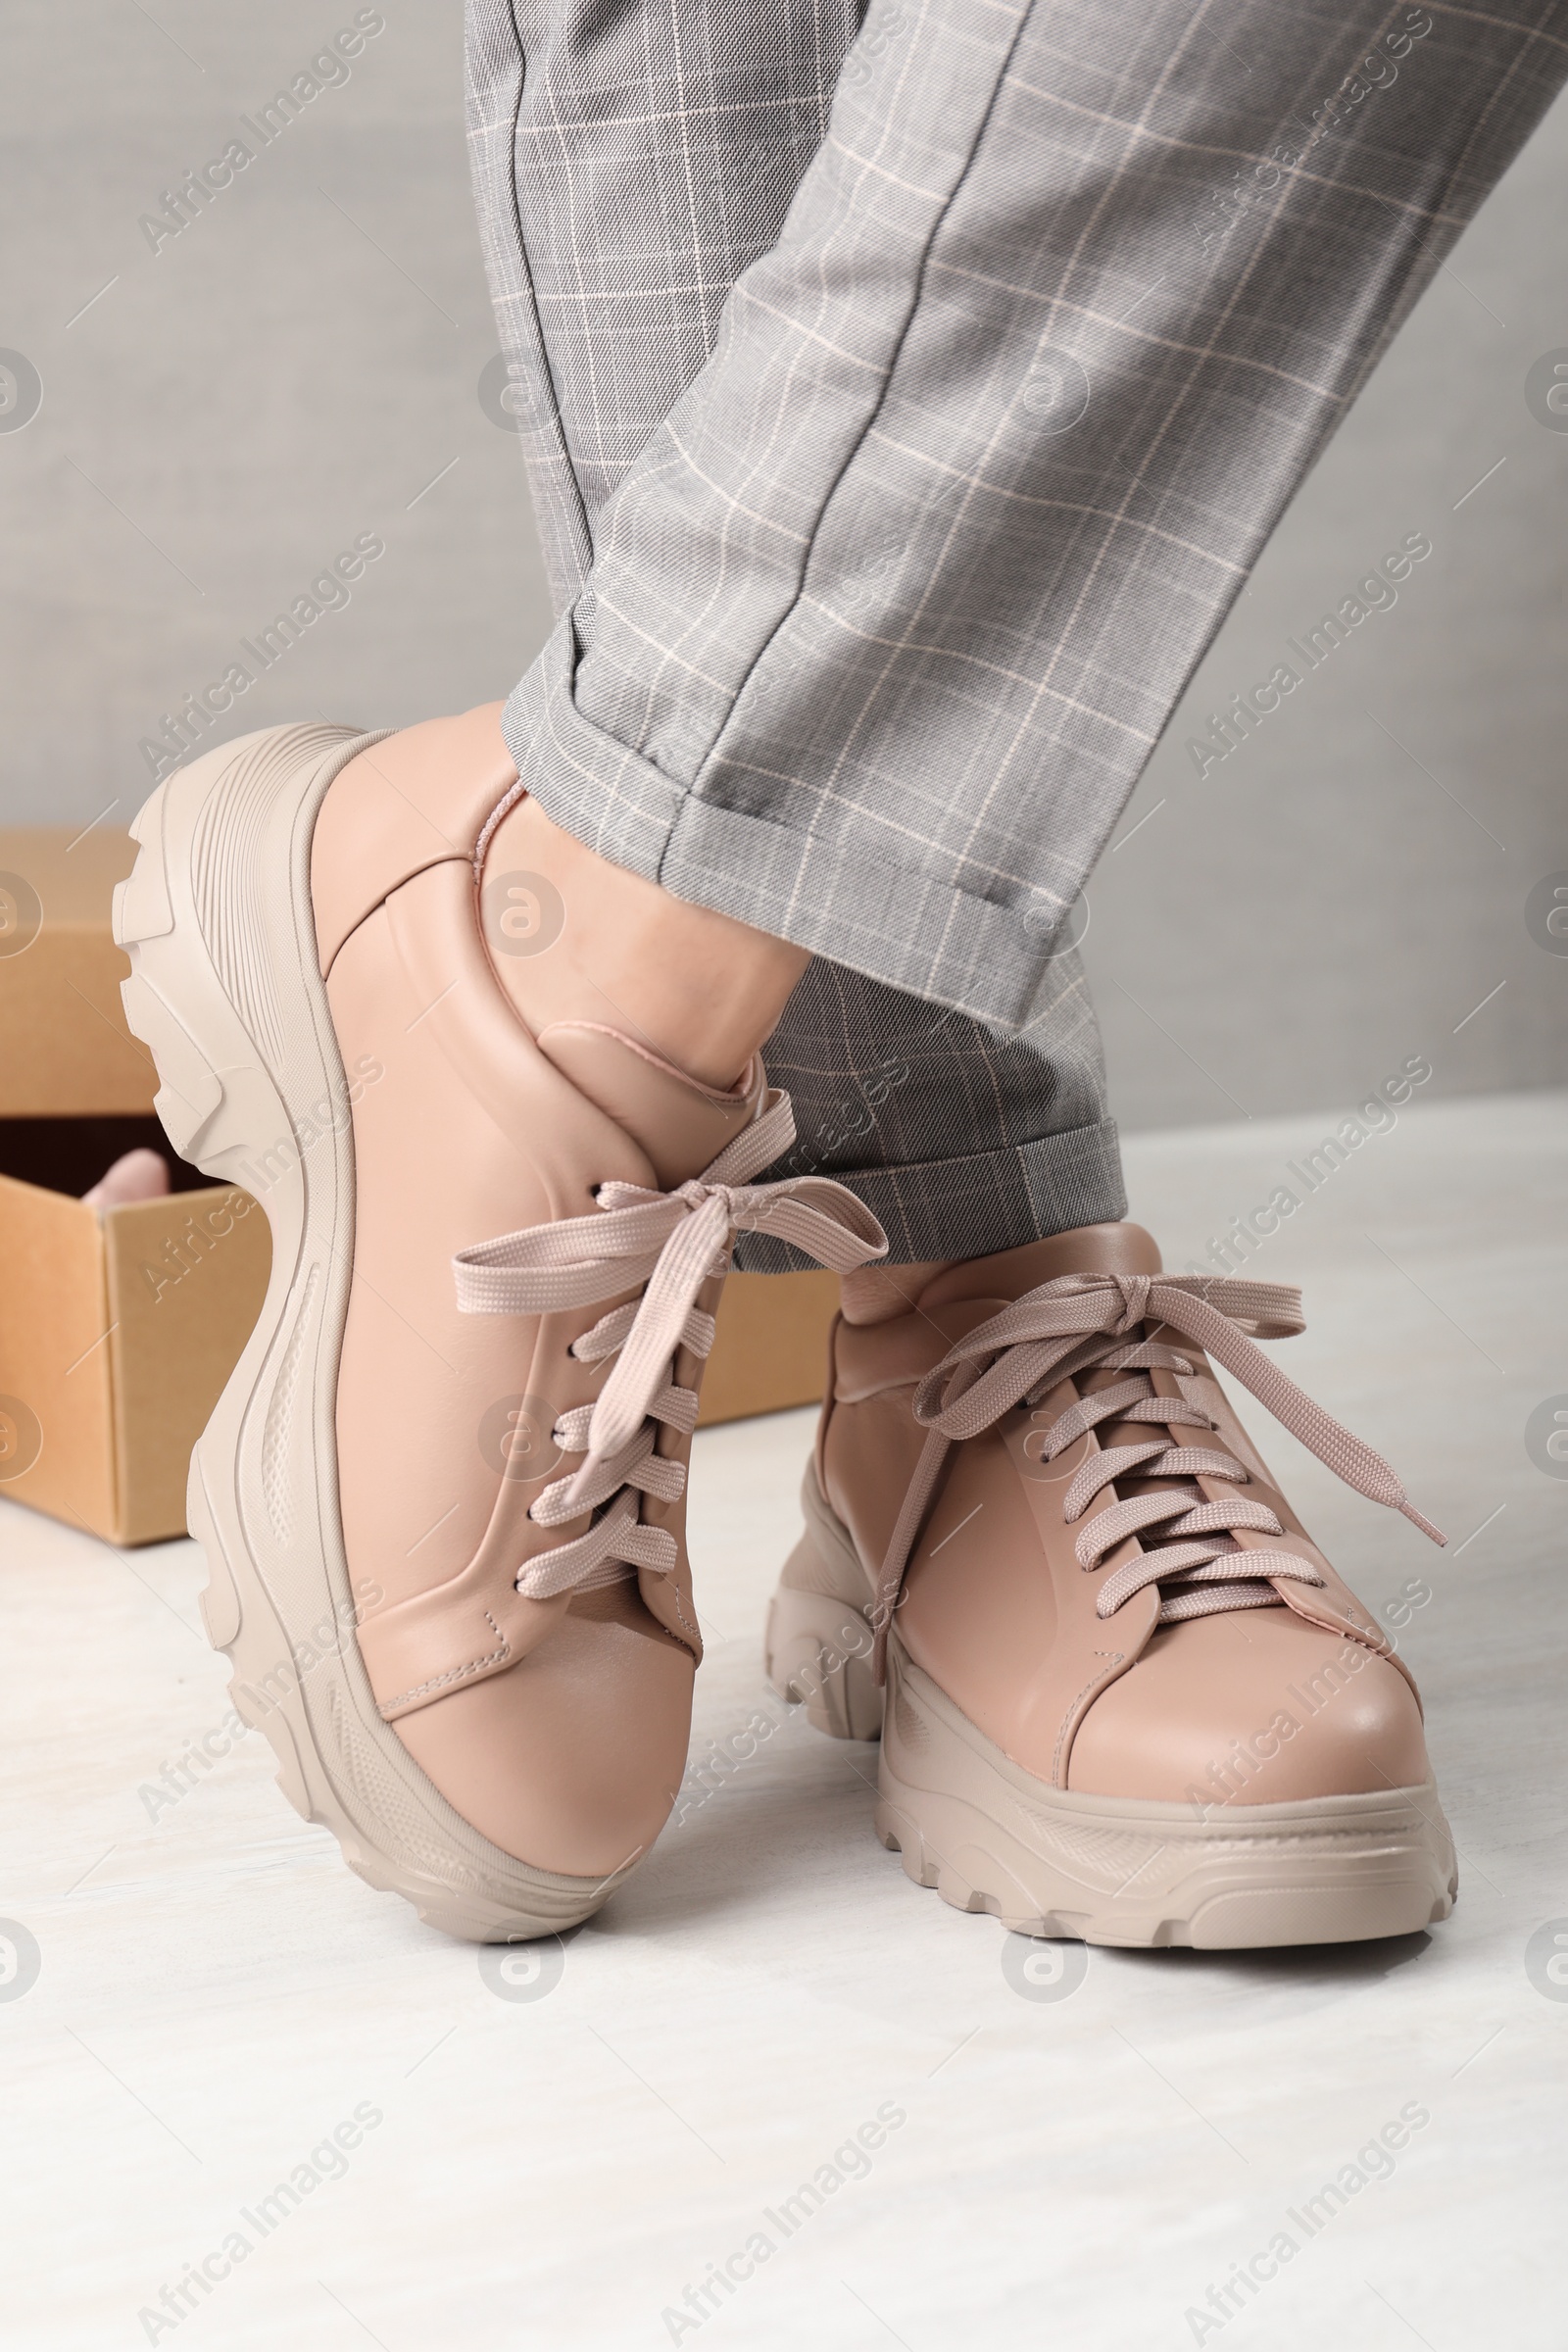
left=776, top=1472, right=1458, bottom=1948
left=116, top=725, right=616, bottom=1942
left=763, top=1468, right=884, bottom=1740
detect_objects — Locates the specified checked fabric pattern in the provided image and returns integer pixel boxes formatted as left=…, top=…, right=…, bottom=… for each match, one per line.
left=466, top=0, right=1566, bottom=1258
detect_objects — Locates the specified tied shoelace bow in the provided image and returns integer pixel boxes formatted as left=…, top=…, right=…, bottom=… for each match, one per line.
left=871, top=1270, right=1445, bottom=1680
left=451, top=1090, right=887, bottom=1603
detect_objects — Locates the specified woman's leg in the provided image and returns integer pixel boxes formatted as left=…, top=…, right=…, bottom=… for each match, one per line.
left=479, top=0, right=1566, bottom=1033
left=466, top=0, right=1126, bottom=1263
left=457, top=0, right=1567, bottom=1951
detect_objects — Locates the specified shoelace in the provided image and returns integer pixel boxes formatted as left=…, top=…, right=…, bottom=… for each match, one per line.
left=871, top=1270, right=1445, bottom=1679
left=452, top=1090, right=887, bottom=1604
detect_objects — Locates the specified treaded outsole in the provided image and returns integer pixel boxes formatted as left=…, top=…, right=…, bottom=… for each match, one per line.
left=775, top=1468, right=1458, bottom=1949
left=875, top=1637, right=1458, bottom=1949
left=762, top=1463, right=884, bottom=1739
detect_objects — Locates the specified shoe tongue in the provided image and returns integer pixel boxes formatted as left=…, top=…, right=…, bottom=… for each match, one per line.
left=533, top=1020, right=765, bottom=1187
left=918, top=1220, right=1162, bottom=1309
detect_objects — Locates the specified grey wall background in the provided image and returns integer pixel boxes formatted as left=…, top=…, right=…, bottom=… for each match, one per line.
left=1083, top=97, right=1568, bottom=1129
left=2, top=0, right=1564, bottom=1132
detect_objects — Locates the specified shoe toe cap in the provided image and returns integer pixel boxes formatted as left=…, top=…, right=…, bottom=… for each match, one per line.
left=393, top=1587, right=694, bottom=1877
left=1065, top=1605, right=1430, bottom=1803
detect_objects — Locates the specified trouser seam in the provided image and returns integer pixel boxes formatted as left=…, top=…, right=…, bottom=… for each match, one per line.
left=677, top=1, right=1038, bottom=840
left=477, top=0, right=594, bottom=608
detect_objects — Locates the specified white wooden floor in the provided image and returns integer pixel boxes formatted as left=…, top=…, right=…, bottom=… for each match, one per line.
left=4, top=1089, right=1565, bottom=2351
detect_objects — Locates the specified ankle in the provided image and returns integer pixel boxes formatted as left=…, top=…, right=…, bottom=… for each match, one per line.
left=480, top=789, right=808, bottom=1088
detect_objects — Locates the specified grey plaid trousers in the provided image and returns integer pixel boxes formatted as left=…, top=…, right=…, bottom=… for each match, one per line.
left=466, top=0, right=1565, bottom=1267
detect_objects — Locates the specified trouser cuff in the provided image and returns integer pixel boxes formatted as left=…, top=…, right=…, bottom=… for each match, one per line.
left=734, top=1117, right=1127, bottom=1273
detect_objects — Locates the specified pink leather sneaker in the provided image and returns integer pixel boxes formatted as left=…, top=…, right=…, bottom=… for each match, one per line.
left=116, top=709, right=882, bottom=1940
left=766, top=1222, right=1457, bottom=1947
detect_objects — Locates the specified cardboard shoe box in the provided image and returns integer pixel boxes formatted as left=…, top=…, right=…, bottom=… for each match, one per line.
left=0, top=1161, right=834, bottom=1544
left=0, top=1167, right=271, bottom=1544
left=0, top=827, right=838, bottom=1544
left=703, top=1268, right=838, bottom=1427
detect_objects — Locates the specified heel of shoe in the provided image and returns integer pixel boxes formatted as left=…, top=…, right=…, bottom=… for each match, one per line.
left=764, top=1571, right=882, bottom=1740
left=114, top=723, right=373, bottom=1185
left=764, top=1470, right=882, bottom=1739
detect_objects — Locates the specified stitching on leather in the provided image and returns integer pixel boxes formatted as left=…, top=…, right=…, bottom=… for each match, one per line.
left=376, top=1612, right=510, bottom=1713
left=668, top=1579, right=700, bottom=1645
left=1053, top=1653, right=1124, bottom=1787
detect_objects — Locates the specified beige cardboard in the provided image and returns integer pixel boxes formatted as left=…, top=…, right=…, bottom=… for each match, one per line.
left=0, top=1156, right=831, bottom=1542
left=0, top=1174, right=117, bottom=1538
left=699, top=1269, right=837, bottom=1427
left=0, top=1175, right=270, bottom=1545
